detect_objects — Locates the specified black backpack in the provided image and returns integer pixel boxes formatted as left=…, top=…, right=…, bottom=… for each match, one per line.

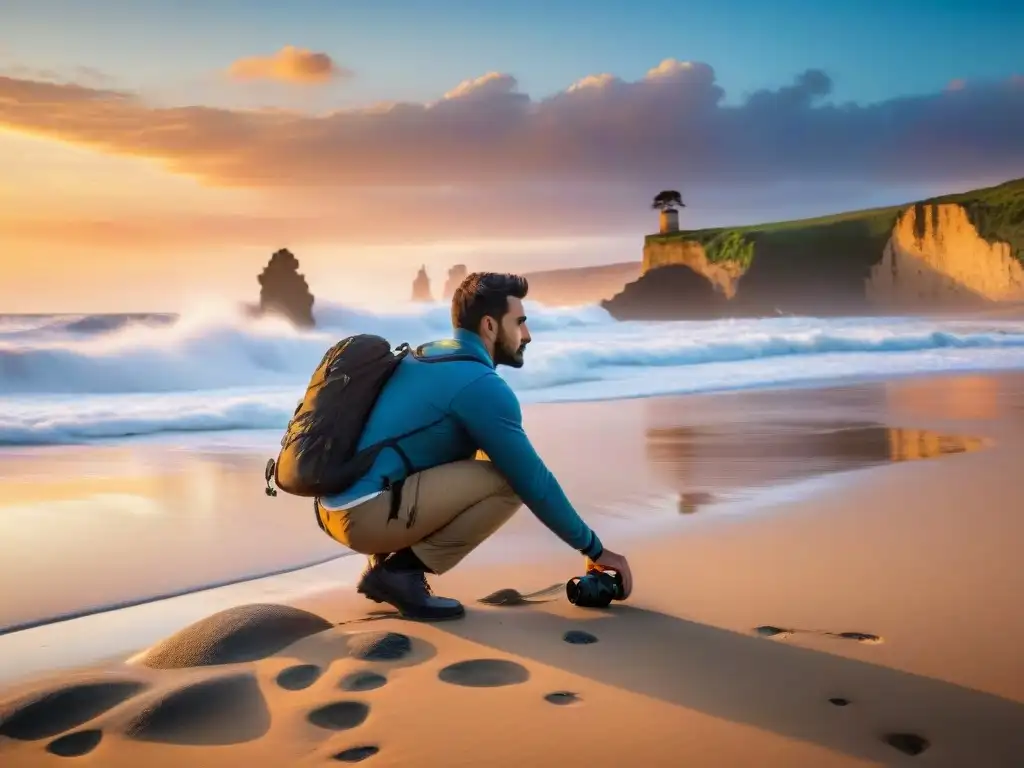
left=263, top=333, right=480, bottom=499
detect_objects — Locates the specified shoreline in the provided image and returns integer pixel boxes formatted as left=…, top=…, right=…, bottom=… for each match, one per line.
left=1, top=371, right=1019, bottom=682
left=0, top=551, right=357, bottom=638
left=0, top=465, right=861, bottom=650
left=0, top=368, right=1006, bottom=637
left=4, top=362, right=1024, bottom=451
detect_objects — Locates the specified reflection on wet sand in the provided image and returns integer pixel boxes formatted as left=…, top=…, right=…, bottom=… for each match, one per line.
left=646, top=422, right=986, bottom=513
left=884, top=375, right=1003, bottom=422
left=0, top=446, right=340, bottom=633
left=678, top=492, right=715, bottom=515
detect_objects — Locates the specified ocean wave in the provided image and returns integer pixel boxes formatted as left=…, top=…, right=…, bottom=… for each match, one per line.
left=0, top=390, right=294, bottom=445
left=0, top=300, right=616, bottom=395
left=3, top=301, right=1024, bottom=444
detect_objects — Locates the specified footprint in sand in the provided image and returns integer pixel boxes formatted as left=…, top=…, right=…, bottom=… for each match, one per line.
left=333, top=745, right=380, bottom=762
left=339, top=671, right=388, bottom=692
left=45, top=729, right=103, bottom=757
left=0, top=680, right=147, bottom=741
left=276, top=664, right=323, bottom=691
left=307, top=702, right=371, bottom=731
left=437, top=659, right=530, bottom=688
left=833, top=631, right=883, bottom=644
left=883, top=732, right=930, bottom=756
left=544, top=691, right=581, bottom=706
left=347, top=632, right=412, bottom=661
left=563, top=630, right=599, bottom=645
left=755, top=626, right=794, bottom=640
left=123, top=672, right=270, bottom=746
left=754, top=625, right=882, bottom=644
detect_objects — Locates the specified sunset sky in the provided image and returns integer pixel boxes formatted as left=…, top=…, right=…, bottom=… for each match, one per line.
left=1, top=0, right=1022, bottom=312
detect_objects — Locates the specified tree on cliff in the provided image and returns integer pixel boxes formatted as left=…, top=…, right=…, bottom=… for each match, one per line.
left=652, top=190, right=685, bottom=211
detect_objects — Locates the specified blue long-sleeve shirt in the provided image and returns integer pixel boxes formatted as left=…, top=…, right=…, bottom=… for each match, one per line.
left=319, top=328, right=603, bottom=559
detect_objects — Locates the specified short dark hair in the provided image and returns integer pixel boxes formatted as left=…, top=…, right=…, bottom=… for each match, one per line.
left=451, top=272, right=529, bottom=332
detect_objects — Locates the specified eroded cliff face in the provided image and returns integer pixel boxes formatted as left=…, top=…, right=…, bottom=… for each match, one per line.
left=642, top=240, right=746, bottom=297
left=866, top=204, right=1024, bottom=308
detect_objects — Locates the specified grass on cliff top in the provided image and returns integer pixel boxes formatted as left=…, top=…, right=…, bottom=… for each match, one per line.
left=647, top=177, right=1024, bottom=263
left=927, top=177, right=1024, bottom=260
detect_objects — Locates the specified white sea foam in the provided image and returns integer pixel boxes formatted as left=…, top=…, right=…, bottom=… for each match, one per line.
left=3, top=300, right=1024, bottom=445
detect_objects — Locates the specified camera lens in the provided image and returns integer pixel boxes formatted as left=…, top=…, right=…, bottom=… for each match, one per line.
left=566, top=571, right=616, bottom=608
left=565, top=577, right=584, bottom=604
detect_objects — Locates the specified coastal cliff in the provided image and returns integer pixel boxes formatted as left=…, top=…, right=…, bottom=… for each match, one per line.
left=642, top=234, right=749, bottom=298
left=866, top=203, right=1024, bottom=308
left=604, top=177, right=1024, bottom=319
left=593, top=264, right=726, bottom=320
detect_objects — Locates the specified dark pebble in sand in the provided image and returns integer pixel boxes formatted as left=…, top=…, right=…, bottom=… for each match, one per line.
left=307, top=702, right=371, bottom=731
left=438, top=659, right=530, bottom=688
left=340, top=671, right=388, bottom=692
left=754, top=626, right=789, bottom=638
left=828, top=697, right=851, bottom=707
left=884, top=733, right=930, bottom=756
left=563, top=630, right=599, bottom=645
left=347, top=632, right=412, bottom=661
left=276, top=664, right=322, bottom=691
left=837, top=632, right=881, bottom=643
left=334, top=745, right=380, bottom=762
left=46, top=729, right=103, bottom=757
left=544, top=691, right=580, bottom=706
left=478, top=588, right=528, bottom=606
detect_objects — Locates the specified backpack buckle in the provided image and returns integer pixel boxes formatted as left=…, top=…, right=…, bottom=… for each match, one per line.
left=264, top=458, right=278, bottom=497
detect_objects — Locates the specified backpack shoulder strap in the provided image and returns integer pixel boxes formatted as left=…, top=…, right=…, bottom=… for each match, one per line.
left=353, top=341, right=488, bottom=485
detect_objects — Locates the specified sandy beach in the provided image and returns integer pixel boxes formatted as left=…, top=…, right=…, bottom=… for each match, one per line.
left=2, top=372, right=1024, bottom=766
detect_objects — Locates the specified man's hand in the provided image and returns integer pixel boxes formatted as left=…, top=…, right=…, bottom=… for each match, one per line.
left=586, top=548, right=633, bottom=600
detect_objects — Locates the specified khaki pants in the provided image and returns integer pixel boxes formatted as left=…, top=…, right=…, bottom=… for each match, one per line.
left=317, top=459, right=523, bottom=575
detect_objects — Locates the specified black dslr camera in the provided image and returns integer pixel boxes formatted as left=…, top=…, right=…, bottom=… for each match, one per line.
left=566, top=569, right=625, bottom=608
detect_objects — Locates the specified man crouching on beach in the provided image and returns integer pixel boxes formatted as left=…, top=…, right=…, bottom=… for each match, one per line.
left=315, top=272, right=633, bottom=620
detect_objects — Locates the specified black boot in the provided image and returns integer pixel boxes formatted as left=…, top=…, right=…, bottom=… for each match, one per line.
left=357, top=556, right=464, bottom=621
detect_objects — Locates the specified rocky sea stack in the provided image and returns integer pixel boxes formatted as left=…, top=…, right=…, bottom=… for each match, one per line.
left=256, top=248, right=316, bottom=328
left=412, top=265, right=433, bottom=302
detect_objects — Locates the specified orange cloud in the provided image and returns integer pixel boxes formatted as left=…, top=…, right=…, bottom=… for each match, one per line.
left=0, top=59, right=1020, bottom=197
left=0, top=187, right=643, bottom=249
left=226, top=46, right=349, bottom=84
left=0, top=63, right=114, bottom=86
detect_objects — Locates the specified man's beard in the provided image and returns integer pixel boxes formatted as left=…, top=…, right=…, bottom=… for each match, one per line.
left=494, top=334, right=527, bottom=368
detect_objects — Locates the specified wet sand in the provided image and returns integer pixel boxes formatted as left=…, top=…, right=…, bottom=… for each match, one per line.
left=2, top=371, right=1024, bottom=766
left=0, top=372, right=1001, bottom=634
